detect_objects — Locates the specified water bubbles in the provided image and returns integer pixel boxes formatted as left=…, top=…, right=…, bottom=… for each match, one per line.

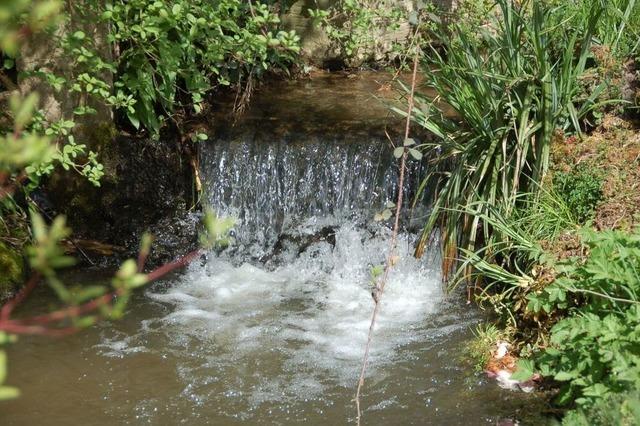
left=139, top=219, right=444, bottom=411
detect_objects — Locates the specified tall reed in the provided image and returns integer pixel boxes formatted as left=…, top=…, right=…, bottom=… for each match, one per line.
left=403, top=0, right=607, bottom=277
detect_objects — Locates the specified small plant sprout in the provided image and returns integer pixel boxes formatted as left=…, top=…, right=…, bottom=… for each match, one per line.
left=199, top=209, right=236, bottom=249
left=374, top=201, right=396, bottom=222
left=369, top=264, right=384, bottom=286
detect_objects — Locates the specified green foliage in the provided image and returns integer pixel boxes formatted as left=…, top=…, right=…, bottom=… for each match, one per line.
left=369, top=264, right=384, bottom=284
left=538, top=307, right=640, bottom=406
left=553, top=167, right=603, bottom=224
left=1, top=94, right=105, bottom=190
left=374, top=201, right=395, bottom=222
left=0, top=338, right=19, bottom=400
left=562, top=390, right=640, bottom=426
left=528, top=228, right=640, bottom=315
left=526, top=228, right=640, bottom=408
left=407, top=0, right=610, bottom=270
left=404, top=0, right=637, bottom=421
left=0, top=94, right=54, bottom=173
left=27, top=212, right=75, bottom=278
left=547, top=0, right=639, bottom=60
left=310, top=0, right=433, bottom=66
left=454, top=0, right=495, bottom=34
left=0, top=1, right=108, bottom=191
left=0, top=0, right=62, bottom=56
left=312, top=0, right=404, bottom=61
left=452, top=200, right=547, bottom=326
left=102, top=0, right=300, bottom=133
left=452, top=184, right=580, bottom=341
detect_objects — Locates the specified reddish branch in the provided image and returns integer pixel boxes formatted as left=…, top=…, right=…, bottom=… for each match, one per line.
left=0, top=248, right=203, bottom=337
left=146, top=249, right=202, bottom=281
left=0, top=273, right=41, bottom=322
left=354, top=52, right=420, bottom=425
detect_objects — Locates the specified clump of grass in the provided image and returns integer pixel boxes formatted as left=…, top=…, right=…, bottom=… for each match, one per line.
left=553, top=166, right=603, bottom=224
left=451, top=185, right=580, bottom=340
left=466, top=323, right=512, bottom=372
left=403, top=0, right=608, bottom=277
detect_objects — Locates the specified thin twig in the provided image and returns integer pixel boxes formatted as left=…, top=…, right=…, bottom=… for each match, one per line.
left=0, top=70, right=18, bottom=91
left=354, top=51, right=420, bottom=425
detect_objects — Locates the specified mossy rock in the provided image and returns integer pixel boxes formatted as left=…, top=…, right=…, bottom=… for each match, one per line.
left=0, top=241, right=24, bottom=299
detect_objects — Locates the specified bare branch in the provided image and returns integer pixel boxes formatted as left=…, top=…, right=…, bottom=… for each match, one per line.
left=354, top=50, right=420, bottom=425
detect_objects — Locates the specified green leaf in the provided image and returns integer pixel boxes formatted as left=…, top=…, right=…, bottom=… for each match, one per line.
left=393, top=147, right=404, bottom=159
left=408, top=148, right=423, bottom=161
left=0, top=350, right=7, bottom=384
left=510, top=359, right=535, bottom=381
left=10, top=93, right=39, bottom=130
left=554, top=371, right=576, bottom=381
left=127, top=113, right=140, bottom=130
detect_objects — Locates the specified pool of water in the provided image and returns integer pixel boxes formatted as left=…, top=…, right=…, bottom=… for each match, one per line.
left=3, top=222, right=546, bottom=425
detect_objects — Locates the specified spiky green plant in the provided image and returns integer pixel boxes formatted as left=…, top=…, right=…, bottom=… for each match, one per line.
left=400, top=0, right=609, bottom=277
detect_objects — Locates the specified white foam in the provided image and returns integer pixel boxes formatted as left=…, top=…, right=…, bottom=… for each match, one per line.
left=141, top=220, right=444, bottom=398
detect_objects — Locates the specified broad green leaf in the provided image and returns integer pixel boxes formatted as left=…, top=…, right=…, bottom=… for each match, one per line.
left=510, top=359, right=535, bottom=381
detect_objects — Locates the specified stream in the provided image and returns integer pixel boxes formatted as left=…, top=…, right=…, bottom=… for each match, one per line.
left=3, top=72, right=545, bottom=425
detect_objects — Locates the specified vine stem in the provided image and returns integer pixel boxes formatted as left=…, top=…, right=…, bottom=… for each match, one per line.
left=354, top=51, right=420, bottom=425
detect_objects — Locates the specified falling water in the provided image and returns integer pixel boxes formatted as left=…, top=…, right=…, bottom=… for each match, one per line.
left=201, top=128, right=427, bottom=259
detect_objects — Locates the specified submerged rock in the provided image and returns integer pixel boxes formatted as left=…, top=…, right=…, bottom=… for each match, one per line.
left=260, top=226, right=337, bottom=264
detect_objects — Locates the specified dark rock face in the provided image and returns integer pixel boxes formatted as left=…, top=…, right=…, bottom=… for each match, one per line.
left=46, top=128, right=198, bottom=267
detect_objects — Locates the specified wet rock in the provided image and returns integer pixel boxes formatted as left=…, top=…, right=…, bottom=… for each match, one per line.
left=46, top=128, right=197, bottom=267
left=140, top=214, right=200, bottom=266
left=261, top=226, right=337, bottom=263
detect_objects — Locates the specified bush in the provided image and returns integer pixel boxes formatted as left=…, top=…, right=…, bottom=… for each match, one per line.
left=527, top=228, right=640, bottom=408
left=101, top=0, right=300, bottom=133
left=407, top=0, right=608, bottom=268
left=562, top=390, right=640, bottom=425
left=553, top=166, right=603, bottom=223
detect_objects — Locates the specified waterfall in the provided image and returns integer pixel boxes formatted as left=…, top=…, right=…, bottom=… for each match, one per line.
left=94, top=74, right=455, bottom=421
left=201, top=125, right=427, bottom=258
